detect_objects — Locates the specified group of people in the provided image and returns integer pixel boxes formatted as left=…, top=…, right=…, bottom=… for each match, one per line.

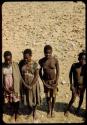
left=2, top=45, right=86, bottom=122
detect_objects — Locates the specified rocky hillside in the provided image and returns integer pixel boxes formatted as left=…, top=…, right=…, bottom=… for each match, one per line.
left=2, top=1, right=86, bottom=123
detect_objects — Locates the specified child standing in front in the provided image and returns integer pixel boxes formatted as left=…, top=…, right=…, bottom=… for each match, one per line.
left=39, top=45, right=59, bottom=118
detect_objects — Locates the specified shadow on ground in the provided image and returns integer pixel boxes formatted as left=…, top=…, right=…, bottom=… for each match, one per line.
left=3, top=103, right=32, bottom=116
left=3, top=100, right=86, bottom=118
left=55, top=101, right=86, bottom=118
left=37, top=98, right=86, bottom=118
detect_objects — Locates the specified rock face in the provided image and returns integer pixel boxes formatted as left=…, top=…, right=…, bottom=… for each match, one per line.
left=2, top=2, right=86, bottom=123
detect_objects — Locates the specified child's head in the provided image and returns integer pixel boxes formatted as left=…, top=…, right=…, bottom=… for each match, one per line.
left=78, top=50, right=86, bottom=65
left=4, top=51, right=12, bottom=65
left=44, top=45, right=52, bottom=59
left=23, top=49, right=32, bottom=63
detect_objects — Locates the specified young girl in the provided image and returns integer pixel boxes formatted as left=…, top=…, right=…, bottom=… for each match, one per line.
left=2, top=51, right=22, bottom=121
left=19, top=49, right=41, bottom=120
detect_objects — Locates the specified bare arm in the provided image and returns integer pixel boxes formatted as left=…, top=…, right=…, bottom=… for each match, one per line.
left=55, top=59, right=59, bottom=85
left=21, top=76, right=32, bottom=89
left=39, top=59, right=45, bottom=84
left=69, top=64, right=75, bottom=91
left=39, top=67, right=43, bottom=81
left=30, top=69, right=39, bottom=87
left=52, top=59, right=59, bottom=88
left=69, top=65, right=73, bottom=85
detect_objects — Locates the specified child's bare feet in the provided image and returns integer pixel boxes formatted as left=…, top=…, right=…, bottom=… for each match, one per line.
left=47, top=112, right=51, bottom=118
left=64, top=110, right=69, bottom=117
left=51, top=111, right=55, bottom=118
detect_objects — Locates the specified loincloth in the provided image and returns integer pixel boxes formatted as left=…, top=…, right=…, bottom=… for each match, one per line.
left=74, top=85, right=85, bottom=96
left=43, top=80, right=58, bottom=97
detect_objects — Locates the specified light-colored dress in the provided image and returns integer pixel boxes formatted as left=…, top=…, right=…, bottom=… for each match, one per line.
left=21, top=60, right=41, bottom=107
left=2, top=64, right=20, bottom=103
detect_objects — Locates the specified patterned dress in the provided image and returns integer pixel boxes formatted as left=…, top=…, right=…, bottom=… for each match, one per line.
left=2, top=64, right=20, bottom=103
left=21, top=60, right=41, bottom=107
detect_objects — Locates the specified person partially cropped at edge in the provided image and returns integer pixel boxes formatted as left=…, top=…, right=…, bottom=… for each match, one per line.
left=64, top=50, right=86, bottom=116
left=2, top=51, right=22, bottom=121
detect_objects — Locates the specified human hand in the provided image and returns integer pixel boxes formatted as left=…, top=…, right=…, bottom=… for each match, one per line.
left=9, top=87, right=14, bottom=91
left=28, top=85, right=32, bottom=89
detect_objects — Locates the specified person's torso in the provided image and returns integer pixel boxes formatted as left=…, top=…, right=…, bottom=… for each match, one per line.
left=21, top=60, right=37, bottom=84
left=73, top=63, right=84, bottom=87
left=2, top=64, right=13, bottom=90
left=41, top=57, right=57, bottom=80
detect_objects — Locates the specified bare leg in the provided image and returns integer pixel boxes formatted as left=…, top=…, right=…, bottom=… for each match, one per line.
left=33, top=105, right=37, bottom=120
left=51, top=97, right=56, bottom=117
left=64, top=91, right=76, bottom=116
left=76, top=88, right=85, bottom=114
left=14, top=101, right=19, bottom=121
left=46, top=97, right=51, bottom=118
left=12, top=101, right=19, bottom=121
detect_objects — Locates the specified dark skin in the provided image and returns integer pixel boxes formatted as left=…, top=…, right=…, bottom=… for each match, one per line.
left=21, top=53, right=39, bottom=120
left=3, top=55, right=19, bottom=121
left=64, top=54, right=86, bottom=117
left=3, top=55, right=14, bottom=94
left=39, top=49, right=59, bottom=118
left=80, top=63, right=87, bottom=121
left=22, top=53, right=39, bottom=89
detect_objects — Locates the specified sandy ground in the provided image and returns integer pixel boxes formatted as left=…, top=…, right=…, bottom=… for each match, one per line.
left=2, top=1, right=86, bottom=123
left=3, top=82, right=86, bottom=123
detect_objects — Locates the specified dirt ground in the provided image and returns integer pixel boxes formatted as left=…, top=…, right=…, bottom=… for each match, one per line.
left=2, top=1, right=86, bottom=123
left=3, top=82, right=86, bottom=123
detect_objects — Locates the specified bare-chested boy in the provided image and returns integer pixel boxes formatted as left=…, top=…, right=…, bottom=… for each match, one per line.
left=39, top=45, right=59, bottom=118
left=64, top=51, right=86, bottom=117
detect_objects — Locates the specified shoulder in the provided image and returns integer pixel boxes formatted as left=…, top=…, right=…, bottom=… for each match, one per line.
left=19, top=59, right=25, bottom=66
left=2, top=62, right=5, bottom=67
left=32, top=60, right=38, bottom=65
left=32, top=60, right=40, bottom=69
left=53, top=55, right=59, bottom=63
left=71, top=62, right=79, bottom=69
left=39, top=57, right=45, bottom=65
left=12, top=62, right=19, bottom=67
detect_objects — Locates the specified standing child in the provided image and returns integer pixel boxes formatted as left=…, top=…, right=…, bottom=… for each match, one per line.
left=39, top=45, right=59, bottom=118
left=2, top=51, right=22, bottom=121
left=64, top=51, right=86, bottom=117
left=19, top=49, right=41, bottom=120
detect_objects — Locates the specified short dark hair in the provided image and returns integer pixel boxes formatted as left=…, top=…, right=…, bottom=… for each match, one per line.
left=44, top=45, right=52, bottom=53
left=23, top=49, right=32, bottom=56
left=78, top=50, right=86, bottom=61
left=4, top=51, right=12, bottom=58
